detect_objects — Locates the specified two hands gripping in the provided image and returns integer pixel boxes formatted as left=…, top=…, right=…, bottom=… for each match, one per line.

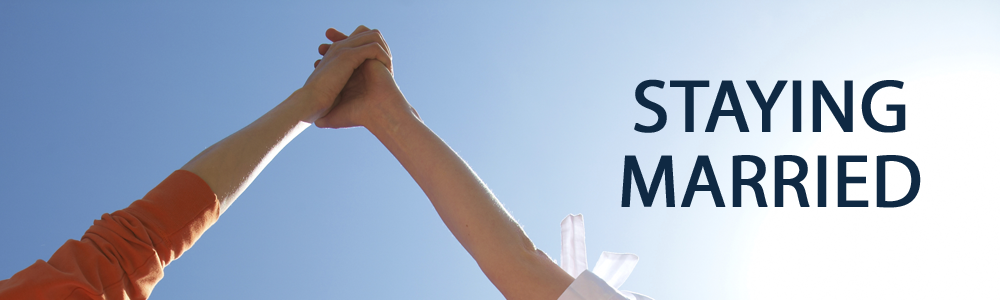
left=299, top=25, right=417, bottom=130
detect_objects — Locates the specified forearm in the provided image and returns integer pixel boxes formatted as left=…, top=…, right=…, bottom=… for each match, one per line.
left=371, top=108, right=531, bottom=257
left=182, top=88, right=319, bottom=213
left=366, top=102, right=573, bottom=299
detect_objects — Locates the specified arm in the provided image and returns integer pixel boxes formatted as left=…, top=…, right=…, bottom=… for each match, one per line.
left=179, top=90, right=314, bottom=214
left=374, top=105, right=574, bottom=300
left=316, top=61, right=574, bottom=299
left=0, top=26, right=392, bottom=300
left=183, top=27, right=392, bottom=214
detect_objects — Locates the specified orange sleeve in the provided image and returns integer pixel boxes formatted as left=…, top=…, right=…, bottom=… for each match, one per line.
left=0, top=170, right=220, bottom=300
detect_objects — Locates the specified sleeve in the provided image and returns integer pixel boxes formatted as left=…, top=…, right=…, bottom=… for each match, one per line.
left=0, top=170, right=220, bottom=300
left=557, top=270, right=654, bottom=300
left=557, top=270, right=629, bottom=300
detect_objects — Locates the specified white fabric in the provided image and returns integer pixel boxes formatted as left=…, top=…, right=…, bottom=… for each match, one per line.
left=556, top=214, right=654, bottom=300
left=560, top=214, right=588, bottom=278
left=557, top=270, right=628, bottom=300
left=623, top=291, right=655, bottom=300
left=593, top=252, right=639, bottom=289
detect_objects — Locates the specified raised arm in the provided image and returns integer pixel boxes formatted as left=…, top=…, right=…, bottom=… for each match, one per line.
left=372, top=105, right=574, bottom=299
left=183, top=27, right=391, bottom=213
left=315, top=54, right=574, bottom=299
left=0, top=26, right=392, bottom=300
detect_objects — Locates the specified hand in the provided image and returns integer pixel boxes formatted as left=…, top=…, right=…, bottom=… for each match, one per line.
left=314, top=26, right=416, bottom=129
left=300, top=26, right=392, bottom=123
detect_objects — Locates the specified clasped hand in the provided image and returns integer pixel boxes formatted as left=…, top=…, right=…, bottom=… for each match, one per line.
left=301, top=25, right=415, bottom=129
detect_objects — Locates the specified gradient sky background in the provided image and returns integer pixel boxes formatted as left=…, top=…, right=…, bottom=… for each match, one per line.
left=1, top=1, right=998, bottom=299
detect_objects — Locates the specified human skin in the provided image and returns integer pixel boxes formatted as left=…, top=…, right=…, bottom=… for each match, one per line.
left=180, top=26, right=391, bottom=214
left=315, top=28, right=576, bottom=300
left=183, top=23, right=574, bottom=299
left=0, top=26, right=392, bottom=300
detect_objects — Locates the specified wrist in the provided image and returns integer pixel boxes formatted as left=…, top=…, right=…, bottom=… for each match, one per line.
left=365, top=95, right=421, bottom=137
left=284, top=88, right=329, bottom=123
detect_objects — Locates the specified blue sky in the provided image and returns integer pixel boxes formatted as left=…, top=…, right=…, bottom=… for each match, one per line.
left=1, top=1, right=998, bottom=299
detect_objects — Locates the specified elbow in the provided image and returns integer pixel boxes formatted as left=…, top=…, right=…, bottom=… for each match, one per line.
left=480, top=246, right=574, bottom=300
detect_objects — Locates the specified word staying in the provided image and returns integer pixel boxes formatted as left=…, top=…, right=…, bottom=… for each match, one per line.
left=634, top=80, right=905, bottom=133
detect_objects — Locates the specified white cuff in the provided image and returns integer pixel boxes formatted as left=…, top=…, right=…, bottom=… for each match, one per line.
left=557, top=270, right=629, bottom=300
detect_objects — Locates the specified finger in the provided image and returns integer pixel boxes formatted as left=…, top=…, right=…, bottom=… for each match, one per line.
left=319, top=43, right=331, bottom=55
left=350, top=25, right=370, bottom=36
left=326, top=28, right=348, bottom=42
left=371, top=29, right=391, bottom=59
left=314, top=59, right=321, bottom=68
left=333, top=29, right=391, bottom=59
left=360, top=29, right=391, bottom=59
left=348, top=42, right=392, bottom=74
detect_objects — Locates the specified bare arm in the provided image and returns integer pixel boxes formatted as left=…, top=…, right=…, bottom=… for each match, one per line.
left=316, top=60, right=574, bottom=299
left=180, top=91, right=314, bottom=214
left=372, top=104, right=574, bottom=300
left=183, top=26, right=391, bottom=213
left=0, top=26, right=393, bottom=300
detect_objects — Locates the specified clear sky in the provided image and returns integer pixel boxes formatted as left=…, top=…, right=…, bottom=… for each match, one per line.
left=1, top=1, right=998, bottom=299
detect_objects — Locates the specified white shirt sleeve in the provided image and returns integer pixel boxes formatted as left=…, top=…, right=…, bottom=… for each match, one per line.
left=556, top=214, right=654, bottom=300
left=557, top=270, right=630, bottom=300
